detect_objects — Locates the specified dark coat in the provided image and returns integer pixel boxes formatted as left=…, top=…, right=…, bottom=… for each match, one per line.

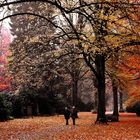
left=64, top=109, right=71, bottom=119
left=71, top=108, right=77, bottom=119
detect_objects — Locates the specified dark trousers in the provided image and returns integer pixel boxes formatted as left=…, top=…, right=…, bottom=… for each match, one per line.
left=66, top=119, right=69, bottom=125
left=72, top=118, right=75, bottom=125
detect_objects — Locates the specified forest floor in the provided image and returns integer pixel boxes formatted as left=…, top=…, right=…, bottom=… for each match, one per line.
left=0, top=112, right=140, bottom=140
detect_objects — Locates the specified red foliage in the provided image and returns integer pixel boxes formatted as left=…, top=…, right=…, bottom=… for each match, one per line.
left=0, top=26, right=12, bottom=91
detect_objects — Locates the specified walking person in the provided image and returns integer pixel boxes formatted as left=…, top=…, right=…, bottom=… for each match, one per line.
left=64, top=107, right=71, bottom=125
left=71, top=106, right=77, bottom=125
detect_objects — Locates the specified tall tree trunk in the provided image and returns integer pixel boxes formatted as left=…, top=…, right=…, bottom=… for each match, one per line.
left=82, top=52, right=107, bottom=123
left=95, top=55, right=107, bottom=123
left=93, top=78, right=98, bottom=113
left=72, top=79, right=79, bottom=118
left=72, top=80, right=78, bottom=107
left=94, top=92, right=98, bottom=113
left=112, top=79, right=119, bottom=121
left=119, top=92, right=124, bottom=112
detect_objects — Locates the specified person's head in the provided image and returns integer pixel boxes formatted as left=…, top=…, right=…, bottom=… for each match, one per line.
left=72, top=106, right=75, bottom=109
left=65, top=107, right=68, bottom=110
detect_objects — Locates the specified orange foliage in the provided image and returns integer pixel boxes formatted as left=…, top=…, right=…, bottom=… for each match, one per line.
left=124, top=55, right=140, bottom=72
left=117, top=46, right=140, bottom=105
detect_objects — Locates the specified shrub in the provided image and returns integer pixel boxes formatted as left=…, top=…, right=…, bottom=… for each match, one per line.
left=126, top=102, right=140, bottom=117
left=0, top=93, right=13, bottom=121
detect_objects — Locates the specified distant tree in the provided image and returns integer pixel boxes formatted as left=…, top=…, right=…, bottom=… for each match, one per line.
left=9, top=2, right=56, bottom=91
left=9, top=2, right=68, bottom=115
left=0, top=26, right=11, bottom=92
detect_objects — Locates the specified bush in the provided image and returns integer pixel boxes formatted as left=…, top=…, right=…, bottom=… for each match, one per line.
left=126, top=102, right=140, bottom=117
left=0, top=93, right=13, bottom=121
left=12, top=95, right=23, bottom=118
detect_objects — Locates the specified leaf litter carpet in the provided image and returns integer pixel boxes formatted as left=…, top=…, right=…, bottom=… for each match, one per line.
left=0, top=112, right=140, bottom=140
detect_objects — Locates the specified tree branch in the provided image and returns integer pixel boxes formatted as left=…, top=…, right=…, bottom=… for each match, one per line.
left=0, top=12, right=72, bottom=40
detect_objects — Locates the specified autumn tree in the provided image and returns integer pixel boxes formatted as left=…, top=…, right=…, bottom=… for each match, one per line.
left=53, top=4, right=90, bottom=107
left=0, top=0, right=140, bottom=123
left=117, top=45, right=140, bottom=107
left=0, top=26, right=11, bottom=92
left=59, top=45, right=90, bottom=107
left=9, top=2, right=55, bottom=90
left=9, top=2, right=70, bottom=115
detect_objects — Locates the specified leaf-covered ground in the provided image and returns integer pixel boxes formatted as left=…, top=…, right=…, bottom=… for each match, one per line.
left=0, top=112, right=140, bottom=140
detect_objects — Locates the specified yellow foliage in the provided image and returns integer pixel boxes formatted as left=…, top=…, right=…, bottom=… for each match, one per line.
left=66, top=39, right=79, bottom=45
left=29, top=36, right=39, bottom=43
left=28, top=15, right=35, bottom=20
left=83, top=44, right=89, bottom=51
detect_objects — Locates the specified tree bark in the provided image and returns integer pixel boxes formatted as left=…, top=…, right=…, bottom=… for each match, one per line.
left=72, top=80, right=78, bottom=107
left=112, top=79, right=119, bottom=121
left=95, top=54, right=107, bottom=123
left=119, top=92, right=124, bottom=112
left=94, top=92, right=98, bottom=113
